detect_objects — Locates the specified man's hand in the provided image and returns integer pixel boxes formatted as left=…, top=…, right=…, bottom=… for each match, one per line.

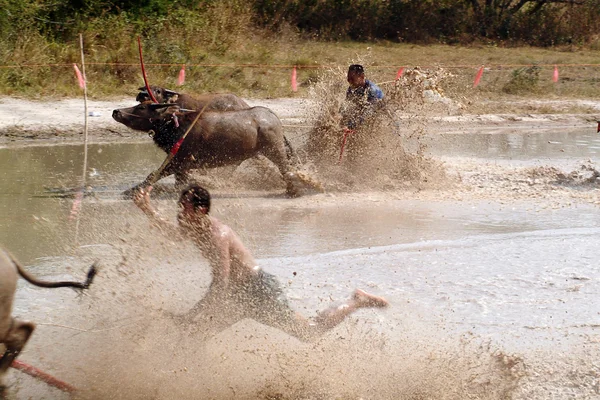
left=133, top=186, right=155, bottom=216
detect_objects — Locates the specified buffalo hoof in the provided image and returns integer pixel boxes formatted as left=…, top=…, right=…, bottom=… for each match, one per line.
left=284, top=171, right=324, bottom=197
left=286, top=185, right=300, bottom=198
left=284, top=173, right=301, bottom=197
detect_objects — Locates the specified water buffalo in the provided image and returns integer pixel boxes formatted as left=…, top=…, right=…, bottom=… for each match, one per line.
left=0, top=248, right=96, bottom=394
left=136, top=85, right=250, bottom=111
left=112, top=102, right=317, bottom=196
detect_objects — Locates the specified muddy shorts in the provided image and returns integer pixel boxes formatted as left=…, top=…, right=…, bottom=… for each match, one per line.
left=231, top=269, right=298, bottom=329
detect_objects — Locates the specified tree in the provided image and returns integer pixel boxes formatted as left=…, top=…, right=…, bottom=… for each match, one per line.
left=464, top=0, right=586, bottom=39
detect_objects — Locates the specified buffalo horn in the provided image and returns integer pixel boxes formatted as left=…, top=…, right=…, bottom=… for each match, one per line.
left=149, top=103, right=174, bottom=110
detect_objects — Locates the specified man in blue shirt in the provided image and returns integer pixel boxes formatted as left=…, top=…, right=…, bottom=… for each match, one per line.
left=341, top=64, right=385, bottom=131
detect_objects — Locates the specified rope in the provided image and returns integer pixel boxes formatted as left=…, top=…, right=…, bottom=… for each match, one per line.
left=4, top=62, right=600, bottom=70
left=141, top=101, right=211, bottom=187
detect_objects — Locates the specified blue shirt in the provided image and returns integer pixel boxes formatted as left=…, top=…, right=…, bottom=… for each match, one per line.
left=346, top=80, right=385, bottom=103
left=343, top=80, right=384, bottom=129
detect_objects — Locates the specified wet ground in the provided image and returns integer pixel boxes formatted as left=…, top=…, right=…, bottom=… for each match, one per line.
left=2, top=127, right=600, bottom=399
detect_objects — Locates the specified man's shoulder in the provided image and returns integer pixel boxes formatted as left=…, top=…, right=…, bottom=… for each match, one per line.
left=366, top=80, right=384, bottom=99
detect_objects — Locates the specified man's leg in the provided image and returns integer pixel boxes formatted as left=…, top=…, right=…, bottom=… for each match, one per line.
left=312, top=289, right=388, bottom=331
left=182, top=286, right=227, bottom=321
left=259, top=289, right=388, bottom=342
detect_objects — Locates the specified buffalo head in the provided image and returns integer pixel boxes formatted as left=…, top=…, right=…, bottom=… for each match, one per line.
left=112, top=102, right=196, bottom=132
left=136, top=85, right=180, bottom=104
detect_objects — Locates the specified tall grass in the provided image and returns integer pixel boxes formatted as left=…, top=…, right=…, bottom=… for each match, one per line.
left=1, top=0, right=600, bottom=101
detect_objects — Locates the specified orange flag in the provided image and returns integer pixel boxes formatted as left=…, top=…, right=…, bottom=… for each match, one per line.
left=73, top=64, right=85, bottom=89
left=177, top=65, right=186, bottom=86
left=552, top=65, right=559, bottom=83
left=291, top=67, right=298, bottom=92
left=473, top=66, right=484, bottom=88
left=395, top=67, right=405, bottom=80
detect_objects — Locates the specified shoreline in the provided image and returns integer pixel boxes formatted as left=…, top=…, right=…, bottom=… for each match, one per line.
left=1, top=96, right=599, bottom=147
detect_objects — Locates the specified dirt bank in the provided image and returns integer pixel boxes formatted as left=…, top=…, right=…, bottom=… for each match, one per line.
left=0, top=97, right=313, bottom=145
left=0, top=96, right=598, bottom=146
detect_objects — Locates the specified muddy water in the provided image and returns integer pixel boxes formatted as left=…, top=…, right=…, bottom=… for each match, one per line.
left=427, top=128, right=600, bottom=161
left=2, top=130, right=600, bottom=399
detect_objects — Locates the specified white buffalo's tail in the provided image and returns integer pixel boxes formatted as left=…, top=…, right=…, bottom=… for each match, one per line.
left=7, top=251, right=96, bottom=290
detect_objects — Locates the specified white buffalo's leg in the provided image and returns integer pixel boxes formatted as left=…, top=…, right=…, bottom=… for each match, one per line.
left=0, top=321, right=34, bottom=395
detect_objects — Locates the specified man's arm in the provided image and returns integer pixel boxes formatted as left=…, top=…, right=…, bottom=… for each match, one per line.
left=132, top=186, right=183, bottom=239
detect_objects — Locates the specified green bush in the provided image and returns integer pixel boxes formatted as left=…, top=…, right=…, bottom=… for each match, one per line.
left=502, top=66, right=541, bottom=95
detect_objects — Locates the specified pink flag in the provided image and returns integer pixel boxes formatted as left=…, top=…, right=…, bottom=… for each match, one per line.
left=395, top=67, right=405, bottom=80
left=473, top=66, right=484, bottom=88
left=69, top=191, right=84, bottom=220
left=291, top=67, right=298, bottom=92
left=73, top=64, right=85, bottom=89
left=553, top=65, right=559, bottom=83
left=177, top=65, right=186, bottom=86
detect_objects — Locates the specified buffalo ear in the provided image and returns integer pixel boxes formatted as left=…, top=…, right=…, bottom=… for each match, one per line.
left=137, top=86, right=147, bottom=91
left=166, top=94, right=179, bottom=103
left=136, top=92, right=150, bottom=102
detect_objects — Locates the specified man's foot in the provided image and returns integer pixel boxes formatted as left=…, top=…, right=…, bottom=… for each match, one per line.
left=353, top=289, right=389, bottom=308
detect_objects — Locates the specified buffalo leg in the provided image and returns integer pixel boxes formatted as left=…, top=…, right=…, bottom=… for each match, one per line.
left=124, top=163, right=178, bottom=197
left=0, top=321, right=34, bottom=395
left=260, top=143, right=300, bottom=197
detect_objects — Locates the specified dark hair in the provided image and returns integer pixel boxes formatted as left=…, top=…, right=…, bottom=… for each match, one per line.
left=348, top=64, right=365, bottom=74
left=179, top=184, right=211, bottom=212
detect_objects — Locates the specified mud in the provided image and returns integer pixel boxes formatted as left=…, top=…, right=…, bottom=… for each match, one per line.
left=2, top=68, right=600, bottom=399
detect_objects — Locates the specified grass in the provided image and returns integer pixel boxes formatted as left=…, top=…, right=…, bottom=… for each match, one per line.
left=1, top=27, right=600, bottom=106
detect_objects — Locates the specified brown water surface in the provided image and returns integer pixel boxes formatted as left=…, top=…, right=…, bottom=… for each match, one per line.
left=1, top=131, right=600, bottom=399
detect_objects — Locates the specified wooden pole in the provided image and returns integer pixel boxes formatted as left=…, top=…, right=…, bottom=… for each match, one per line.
left=11, top=360, right=77, bottom=393
left=73, top=33, right=89, bottom=244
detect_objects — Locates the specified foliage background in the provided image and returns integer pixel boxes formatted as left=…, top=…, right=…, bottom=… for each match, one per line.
left=0, top=0, right=599, bottom=99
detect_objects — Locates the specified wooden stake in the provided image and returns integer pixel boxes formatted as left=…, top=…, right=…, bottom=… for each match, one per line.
left=73, top=33, right=89, bottom=244
left=11, top=360, right=77, bottom=393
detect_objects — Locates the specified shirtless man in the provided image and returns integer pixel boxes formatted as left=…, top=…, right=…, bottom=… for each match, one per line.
left=133, top=184, right=388, bottom=341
